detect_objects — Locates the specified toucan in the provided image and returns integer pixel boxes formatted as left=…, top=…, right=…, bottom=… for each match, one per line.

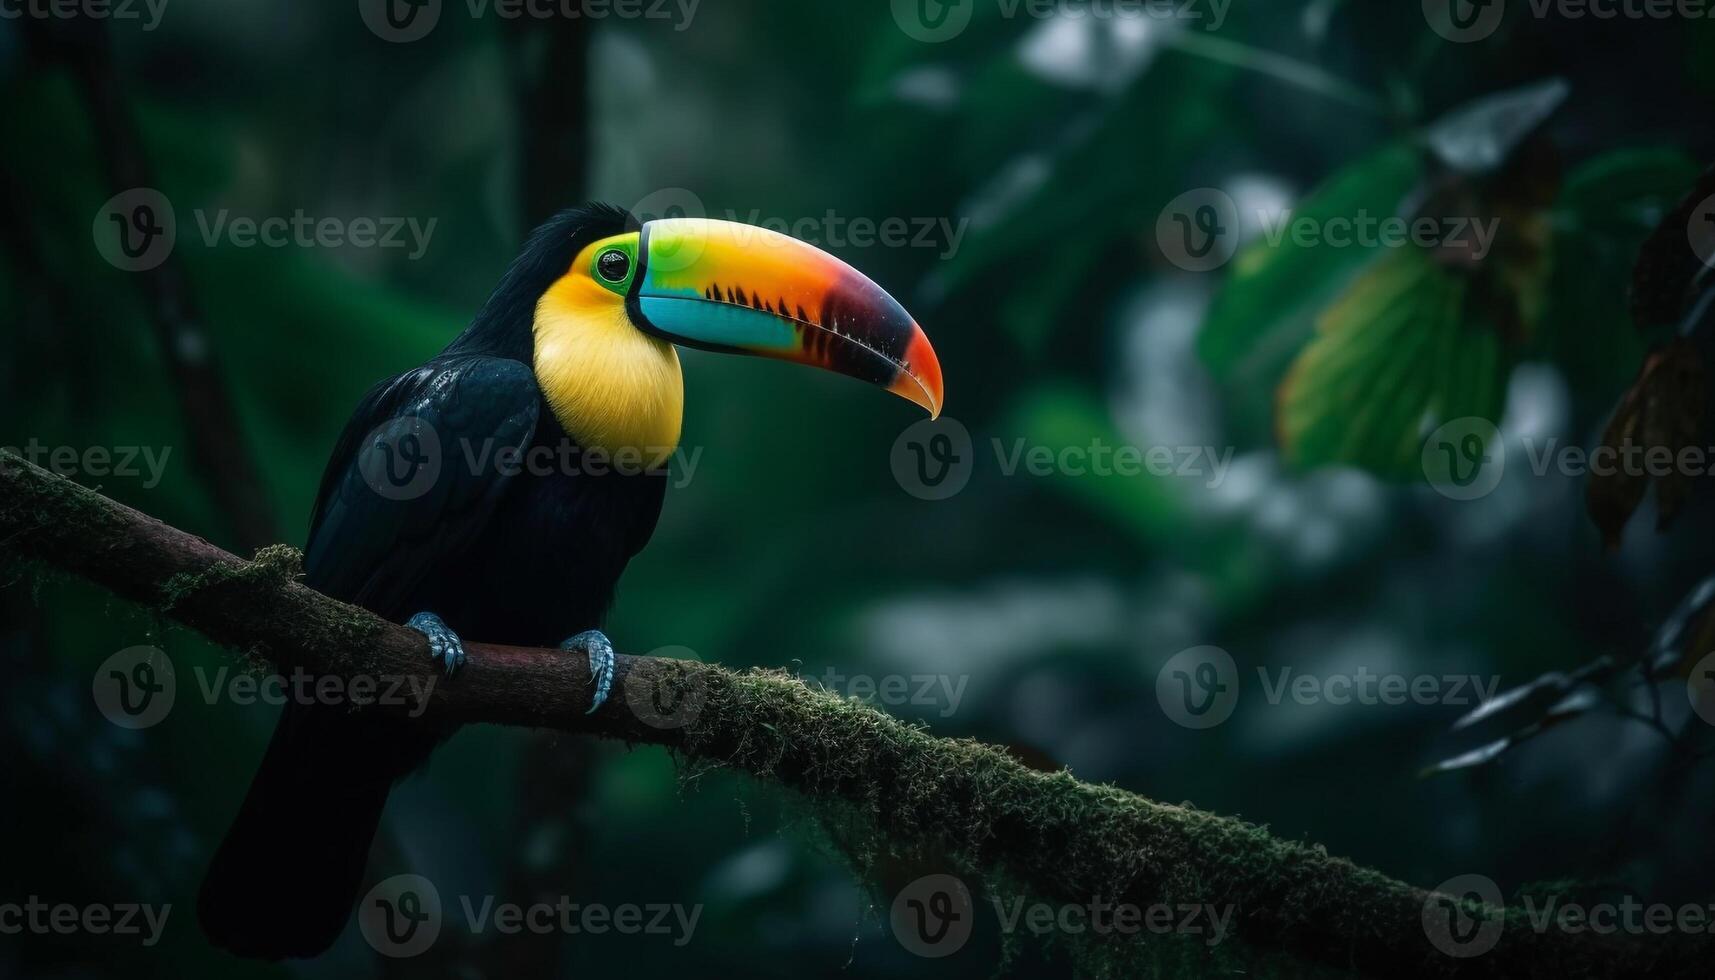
left=197, top=204, right=943, bottom=958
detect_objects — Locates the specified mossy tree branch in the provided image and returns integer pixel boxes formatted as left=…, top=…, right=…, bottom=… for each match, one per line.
left=0, top=451, right=1702, bottom=978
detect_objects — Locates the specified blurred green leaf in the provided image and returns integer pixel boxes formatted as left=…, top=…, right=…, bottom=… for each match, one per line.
left=1537, top=147, right=1697, bottom=411
left=1198, top=142, right=1422, bottom=442
left=1001, top=383, right=1185, bottom=544
left=1559, top=147, right=1699, bottom=234
left=1278, top=250, right=1504, bottom=478
left=925, top=50, right=1238, bottom=337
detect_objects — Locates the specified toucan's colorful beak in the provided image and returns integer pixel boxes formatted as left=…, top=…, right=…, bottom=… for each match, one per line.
left=628, top=217, right=943, bottom=417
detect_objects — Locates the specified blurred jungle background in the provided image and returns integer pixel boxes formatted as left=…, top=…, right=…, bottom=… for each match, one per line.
left=5, top=1, right=1715, bottom=977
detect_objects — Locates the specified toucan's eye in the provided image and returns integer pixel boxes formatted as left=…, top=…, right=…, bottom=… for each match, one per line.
left=596, top=249, right=631, bottom=283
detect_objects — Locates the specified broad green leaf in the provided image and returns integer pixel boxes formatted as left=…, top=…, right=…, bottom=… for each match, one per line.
left=1278, top=250, right=1505, bottom=479
left=1197, top=143, right=1422, bottom=442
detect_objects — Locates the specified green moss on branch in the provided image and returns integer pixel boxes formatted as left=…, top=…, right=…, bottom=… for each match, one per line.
left=0, top=451, right=1705, bottom=978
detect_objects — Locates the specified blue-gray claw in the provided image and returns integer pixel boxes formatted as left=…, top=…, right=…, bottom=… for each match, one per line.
left=407, top=611, right=466, bottom=679
left=560, top=630, right=614, bottom=714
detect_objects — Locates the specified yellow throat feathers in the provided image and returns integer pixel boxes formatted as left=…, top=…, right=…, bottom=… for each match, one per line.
left=531, top=268, right=683, bottom=469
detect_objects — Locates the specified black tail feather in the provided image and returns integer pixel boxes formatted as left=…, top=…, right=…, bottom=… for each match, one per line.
left=199, top=702, right=435, bottom=959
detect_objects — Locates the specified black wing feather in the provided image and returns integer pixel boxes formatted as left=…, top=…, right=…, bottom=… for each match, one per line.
left=303, top=355, right=539, bottom=617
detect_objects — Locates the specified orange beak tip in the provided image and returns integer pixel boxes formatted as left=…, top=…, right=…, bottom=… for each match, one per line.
left=901, top=324, right=944, bottom=418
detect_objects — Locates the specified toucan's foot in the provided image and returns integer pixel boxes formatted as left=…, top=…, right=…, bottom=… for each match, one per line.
left=407, top=611, right=466, bottom=679
left=560, top=630, right=614, bottom=714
